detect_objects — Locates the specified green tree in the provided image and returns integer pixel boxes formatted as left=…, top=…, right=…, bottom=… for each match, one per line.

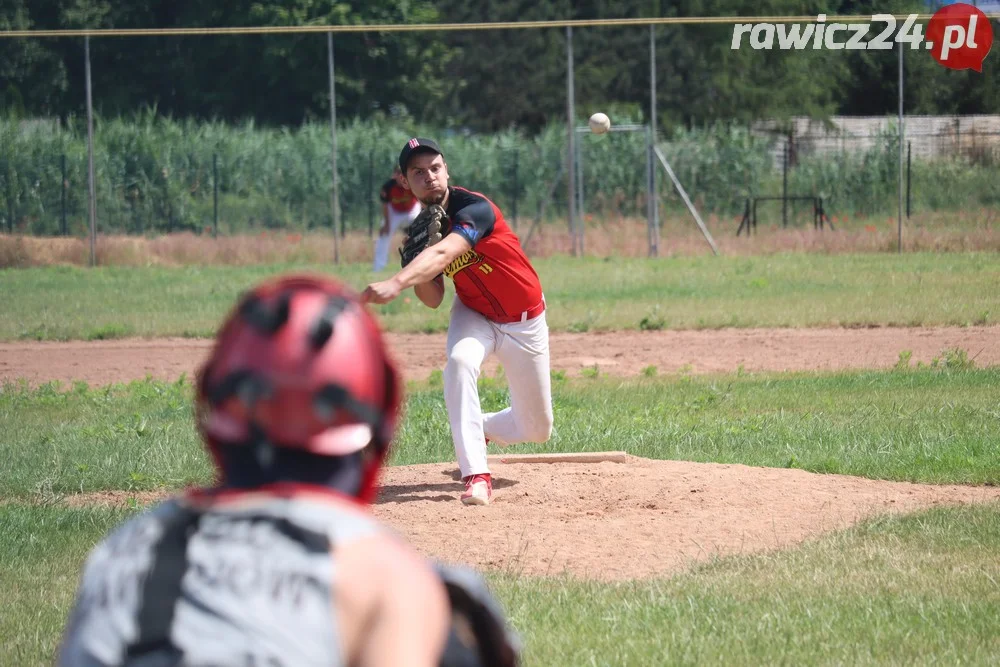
left=0, top=0, right=67, bottom=117
left=834, top=0, right=1000, bottom=116
left=17, top=0, right=459, bottom=126
left=4, top=0, right=999, bottom=131
left=432, top=0, right=577, bottom=131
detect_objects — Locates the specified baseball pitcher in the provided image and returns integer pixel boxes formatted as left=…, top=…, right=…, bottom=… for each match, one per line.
left=362, top=138, right=554, bottom=506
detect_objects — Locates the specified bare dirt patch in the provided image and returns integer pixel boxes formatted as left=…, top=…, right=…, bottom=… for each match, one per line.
left=59, top=490, right=169, bottom=508
left=2, top=326, right=998, bottom=388
left=60, top=458, right=1000, bottom=581
left=374, top=459, right=1000, bottom=580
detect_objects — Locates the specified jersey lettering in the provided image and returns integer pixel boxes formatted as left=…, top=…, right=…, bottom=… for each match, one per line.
left=444, top=249, right=484, bottom=278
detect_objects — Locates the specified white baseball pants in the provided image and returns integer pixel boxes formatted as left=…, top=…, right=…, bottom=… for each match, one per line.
left=373, top=202, right=421, bottom=271
left=444, top=297, right=554, bottom=479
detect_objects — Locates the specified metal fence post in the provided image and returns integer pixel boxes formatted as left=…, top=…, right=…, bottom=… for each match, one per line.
left=327, top=32, right=341, bottom=262
left=906, top=140, right=911, bottom=219
left=85, top=35, right=97, bottom=265
left=566, top=26, right=578, bottom=256
left=4, top=158, right=13, bottom=234
left=646, top=124, right=656, bottom=256
left=61, top=154, right=68, bottom=236
left=575, top=137, right=584, bottom=252
left=782, top=144, right=789, bottom=228
left=213, top=152, right=219, bottom=237
left=512, top=147, right=519, bottom=230
left=164, top=161, right=174, bottom=233
left=650, top=24, right=660, bottom=236
left=897, top=40, right=904, bottom=254
left=367, top=149, right=374, bottom=237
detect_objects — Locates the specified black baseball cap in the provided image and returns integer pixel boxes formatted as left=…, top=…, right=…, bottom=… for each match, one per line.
left=399, top=137, right=443, bottom=173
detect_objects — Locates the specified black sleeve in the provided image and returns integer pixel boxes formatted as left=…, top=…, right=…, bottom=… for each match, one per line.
left=451, top=199, right=495, bottom=248
left=379, top=180, right=395, bottom=203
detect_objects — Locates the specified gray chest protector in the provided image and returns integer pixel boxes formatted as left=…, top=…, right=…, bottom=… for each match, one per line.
left=59, top=496, right=380, bottom=667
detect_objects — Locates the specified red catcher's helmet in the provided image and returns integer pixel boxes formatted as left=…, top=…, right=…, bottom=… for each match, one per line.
left=195, top=275, right=402, bottom=503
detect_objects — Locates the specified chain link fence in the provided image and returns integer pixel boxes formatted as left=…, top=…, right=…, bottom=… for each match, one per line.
left=4, top=115, right=999, bottom=241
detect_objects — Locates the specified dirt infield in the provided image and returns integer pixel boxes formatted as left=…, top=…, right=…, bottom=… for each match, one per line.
left=9, top=326, right=1000, bottom=580
left=372, top=459, right=1000, bottom=580
left=2, top=326, right=998, bottom=387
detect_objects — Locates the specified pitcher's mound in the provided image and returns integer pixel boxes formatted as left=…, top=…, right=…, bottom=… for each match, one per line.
left=373, top=457, right=1000, bottom=581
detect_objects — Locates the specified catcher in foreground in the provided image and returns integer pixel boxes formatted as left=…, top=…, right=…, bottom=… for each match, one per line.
left=58, top=275, right=520, bottom=667
left=362, top=138, right=553, bottom=506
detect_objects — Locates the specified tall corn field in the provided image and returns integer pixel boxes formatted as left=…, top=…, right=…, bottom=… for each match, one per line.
left=1, top=115, right=996, bottom=236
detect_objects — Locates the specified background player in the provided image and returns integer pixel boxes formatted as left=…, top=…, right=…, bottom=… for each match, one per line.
left=373, top=164, right=422, bottom=271
left=361, top=138, right=554, bottom=506
left=58, top=275, right=519, bottom=666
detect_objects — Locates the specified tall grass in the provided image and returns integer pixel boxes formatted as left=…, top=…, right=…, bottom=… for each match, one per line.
left=2, top=115, right=997, bottom=237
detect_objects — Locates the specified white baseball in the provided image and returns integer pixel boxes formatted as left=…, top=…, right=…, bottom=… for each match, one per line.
left=589, top=112, right=611, bottom=134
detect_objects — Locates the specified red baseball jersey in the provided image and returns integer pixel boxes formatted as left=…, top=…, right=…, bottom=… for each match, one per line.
left=380, top=178, right=417, bottom=213
left=441, top=186, right=543, bottom=323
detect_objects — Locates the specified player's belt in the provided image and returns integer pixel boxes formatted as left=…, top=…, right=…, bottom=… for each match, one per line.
left=491, top=296, right=545, bottom=324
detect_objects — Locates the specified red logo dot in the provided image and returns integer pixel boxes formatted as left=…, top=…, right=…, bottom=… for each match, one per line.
left=927, top=3, right=993, bottom=72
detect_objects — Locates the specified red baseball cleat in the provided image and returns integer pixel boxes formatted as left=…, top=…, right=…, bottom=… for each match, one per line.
left=461, top=474, right=492, bottom=506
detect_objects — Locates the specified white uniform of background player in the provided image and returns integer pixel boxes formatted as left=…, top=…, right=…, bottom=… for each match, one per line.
left=362, top=137, right=553, bottom=506
left=373, top=165, right=422, bottom=271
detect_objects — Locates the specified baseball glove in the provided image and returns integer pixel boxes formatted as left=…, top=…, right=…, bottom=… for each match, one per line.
left=399, top=204, right=446, bottom=268
left=434, top=563, right=521, bottom=667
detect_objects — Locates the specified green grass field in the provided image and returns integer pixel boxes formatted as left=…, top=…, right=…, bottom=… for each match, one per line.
left=3, top=367, right=999, bottom=499
left=3, top=252, right=998, bottom=340
left=4, top=248, right=1000, bottom=664
left=1, top=369, right=999, bottom=664
left=494, top=504, right=1000, bottom=665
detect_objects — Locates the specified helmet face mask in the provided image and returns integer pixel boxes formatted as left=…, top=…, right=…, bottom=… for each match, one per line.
left=195, top=275, right=402, bottom=503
